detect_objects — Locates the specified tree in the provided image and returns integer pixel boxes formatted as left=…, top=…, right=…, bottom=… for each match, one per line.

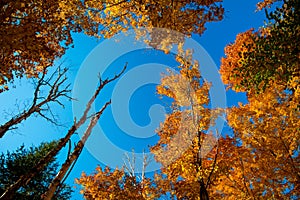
left=93, top=0, right=224, bottom=48
left=150, top=52, right=223, bottom=200
left=0, top=66, right=71, bottom=139
left=0, top=0, right=224, bottom=92
left=0, top=0, right=85, bottom=92
left=256, top=0, right=280, bottom=10
left=220, top=79, right=300, bottom=199
left=0, top=66, right=125, bottom=199
left=216, top=0, right=300, bottom=198
left=220, top=0, right=299, bottom=93
left=76, top=150, right=165, bottom=199
left=0, top=141, right=72, bottom=200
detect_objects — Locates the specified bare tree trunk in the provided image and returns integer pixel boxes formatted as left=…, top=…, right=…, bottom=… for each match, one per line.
left=42, top=101, right=111, bottom=200
left=0, top=66, right=126, bottom=200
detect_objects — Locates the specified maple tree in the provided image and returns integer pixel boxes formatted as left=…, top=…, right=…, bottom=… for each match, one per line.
left=76, top=150, right=167, bottom=199
left=0, top=0, right=224, bottom=92
left=221, top=80, right=300, bottom=199
left=217, top=0, right=300, bottom=198
left=220, top=0, right=299, bottom=93
left=0, top=0, right=83, bottom=92
left=256, top=0, right=280, bottom=10
left=91, top=0, right=224, bottom=49
left=76, top=166, right=165, bottom=199
left=150, top=51, right=223, bottom=199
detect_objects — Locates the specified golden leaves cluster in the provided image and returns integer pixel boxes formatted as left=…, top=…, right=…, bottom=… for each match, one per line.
left=220, top=0, right=299, bottom=93
left=151, top=53, right=225, bottom=199
left=217, top=1, right=300, bottom=198
left=89, top=0, right=224, bottom=50
left=0, top=0, right=95, bottom=92
left=1, top=0, right=224, bottom=92
left=219, top=29, right=256, bottom=92
left=221, top=78, right=300, bottom=198
left=76, top=166, right=162, bottom=200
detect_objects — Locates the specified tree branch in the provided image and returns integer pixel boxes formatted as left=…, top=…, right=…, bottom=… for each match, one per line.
left=0, top=64, right=126, bottom=199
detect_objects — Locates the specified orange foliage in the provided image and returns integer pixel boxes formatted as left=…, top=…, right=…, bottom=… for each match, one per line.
left=1, top=0, right=224, bottom=92
left=256, top=0, right=280, bottom=10
left=76, top=166, right=162, bottom=200
left=219, top=29, right=257, bottom=92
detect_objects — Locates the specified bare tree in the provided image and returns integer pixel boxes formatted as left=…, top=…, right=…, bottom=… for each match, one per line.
left=0, top=65, right=126, bottom=200
left=0, top=66, right=72, bottom=138
left=42, top=100, right=111, bottom=199
left=123, top=149, right=152, bottom=185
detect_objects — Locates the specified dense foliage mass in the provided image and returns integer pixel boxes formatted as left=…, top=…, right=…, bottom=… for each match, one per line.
left=77, top=0, right=299, bottom=199
left=220, top=0, right=299, bottom=92
left=0, top=0, right=223, bottom=92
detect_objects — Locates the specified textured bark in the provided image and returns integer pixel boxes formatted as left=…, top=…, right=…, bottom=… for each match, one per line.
left=0, top=66, right=125, bottom=199
left=42, top=101, right=111, bottom=200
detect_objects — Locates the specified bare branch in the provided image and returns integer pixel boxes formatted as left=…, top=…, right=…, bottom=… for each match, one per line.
left=0, top=65, right=71, bottom=138
left=123, top=149, right=136, bottom=177
left=42, top=100, right=111, bottom=200
left=0, top=64, right=126, bottom=199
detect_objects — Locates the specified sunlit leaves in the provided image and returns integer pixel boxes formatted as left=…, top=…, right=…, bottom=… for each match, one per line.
left=224, top=79, right=300, bottom=198
left=88, top=0, right=224, bottom=50
left=0, top=0, right=87, bottom=92
left=220, top=0, right=300, bottom=93
left=218, top=1, right=300, bottom=197
left=151, top=54, right=224, bottom=199
left=76, top=166, right=162, bottom=199
left=256, top=0, right=280, bottom=10
left=1, top=0, right=224, bottom=92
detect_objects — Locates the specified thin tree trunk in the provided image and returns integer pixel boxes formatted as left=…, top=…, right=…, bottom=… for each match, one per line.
left=0, top=66, right=125, bottom=199
left=42, top=101, right=111, bottom=199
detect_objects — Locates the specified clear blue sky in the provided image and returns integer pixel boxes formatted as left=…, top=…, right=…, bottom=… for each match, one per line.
left=0, top=1, right=271, bottom=199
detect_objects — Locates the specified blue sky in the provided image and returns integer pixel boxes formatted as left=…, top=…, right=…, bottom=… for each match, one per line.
left=0, top=1, right=271, bottom=199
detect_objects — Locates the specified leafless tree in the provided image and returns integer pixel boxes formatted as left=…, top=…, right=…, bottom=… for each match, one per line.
left=0, top=65, right=126, bottom=200
left=0, top=66, right=72, bottom=138
left=123, top=149, right=152, bottom=185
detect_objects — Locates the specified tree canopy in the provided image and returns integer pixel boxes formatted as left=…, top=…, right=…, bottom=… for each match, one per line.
left=76, top=0, right=299, bottom=199
left=220, top=0, right=299, bottom=93
left=1, top=0, right=299, bottom=199
left=0, top=0, right=224, bottom=92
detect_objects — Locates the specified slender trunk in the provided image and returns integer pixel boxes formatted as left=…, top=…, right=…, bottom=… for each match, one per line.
left=0, top=66, right=125, bottom=199
left=42, top=101, right=110, bottom=199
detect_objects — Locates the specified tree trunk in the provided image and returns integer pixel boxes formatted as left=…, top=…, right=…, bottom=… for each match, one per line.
left=42, top=101, right=110, bottom=199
